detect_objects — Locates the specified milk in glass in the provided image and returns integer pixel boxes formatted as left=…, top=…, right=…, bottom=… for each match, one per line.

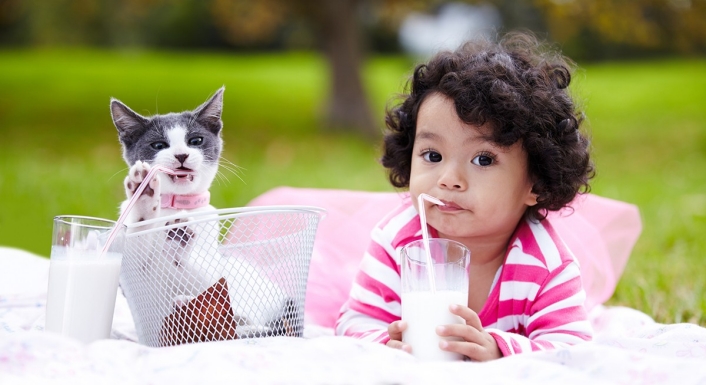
left=402, top=290, right=467, bottom=361
left=45, top=246, right=122, bottom=343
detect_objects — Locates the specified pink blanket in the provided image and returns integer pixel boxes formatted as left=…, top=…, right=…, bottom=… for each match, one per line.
left=247, top=187, right=641, bottom=328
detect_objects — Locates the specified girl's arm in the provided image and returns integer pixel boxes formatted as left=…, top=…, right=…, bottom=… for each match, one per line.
left=486, top=260, right=593, bottom=356
left=335, top=228, right=402, bottom=344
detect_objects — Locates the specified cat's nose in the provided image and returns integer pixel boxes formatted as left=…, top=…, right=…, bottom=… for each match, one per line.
left=175, top=154, right=189, bottom=165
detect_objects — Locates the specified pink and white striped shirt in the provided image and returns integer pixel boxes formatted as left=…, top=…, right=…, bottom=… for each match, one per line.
left=335, top=195, right=593, bottom=356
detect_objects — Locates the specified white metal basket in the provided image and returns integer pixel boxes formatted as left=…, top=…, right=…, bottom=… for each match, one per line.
left=119, top=206, right=324, bottom=347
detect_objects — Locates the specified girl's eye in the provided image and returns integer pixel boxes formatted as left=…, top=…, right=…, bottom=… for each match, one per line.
left=151, top=141, right=168, bottom=150
left=422, top=151, right=442, bottom=163
left=189, top=137, right=203, bottom=146
left=472, top=154, right=494, bottom=166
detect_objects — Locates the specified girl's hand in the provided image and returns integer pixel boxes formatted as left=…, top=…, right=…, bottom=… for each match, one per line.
left=436, top=304, right=502, bottom=361
left=386, top=320, right=412, bottom=353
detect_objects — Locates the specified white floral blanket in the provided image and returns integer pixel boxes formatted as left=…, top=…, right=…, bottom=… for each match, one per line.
left=2, top=246, right=705, bottom=385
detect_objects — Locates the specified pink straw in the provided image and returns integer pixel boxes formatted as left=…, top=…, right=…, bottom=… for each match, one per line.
left=100, top=165, right=188, bottom=257
left=417, top=193, right=445, bottom=293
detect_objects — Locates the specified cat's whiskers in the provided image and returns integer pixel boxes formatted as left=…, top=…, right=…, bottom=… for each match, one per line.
left=213, top=171, right=230, bottom=186
left=215, top=157, right=246, bottom=186
left=108, top=167, right=131, bottom=182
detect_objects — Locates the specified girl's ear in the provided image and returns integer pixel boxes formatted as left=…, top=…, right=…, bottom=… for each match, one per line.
left=525, top=188, right=539, bottom=207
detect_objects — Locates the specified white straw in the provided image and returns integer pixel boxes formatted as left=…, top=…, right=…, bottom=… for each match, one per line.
left=100, top=165, right=188, bottom=257
left=417, top=193, right=445, bottom=293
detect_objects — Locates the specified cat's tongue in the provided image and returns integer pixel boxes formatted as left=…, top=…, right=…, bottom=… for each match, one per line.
left=170, top=173, right=195, bottom=183
left=164, top=167, right=193, bottom=182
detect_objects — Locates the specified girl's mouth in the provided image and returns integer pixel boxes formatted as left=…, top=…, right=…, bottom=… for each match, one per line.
left=437, top=200, right=464, bottom=212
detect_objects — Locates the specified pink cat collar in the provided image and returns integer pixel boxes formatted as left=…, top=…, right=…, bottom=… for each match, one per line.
left=160, top=191, right=211, bottom=209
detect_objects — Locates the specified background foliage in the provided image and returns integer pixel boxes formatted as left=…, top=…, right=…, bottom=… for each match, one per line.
left=1, top=0, right=704, bottom=58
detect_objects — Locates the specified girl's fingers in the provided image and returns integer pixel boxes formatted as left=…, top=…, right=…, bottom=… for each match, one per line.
left=437, top=307, right=503, bottom=361
left=387, top=320, right=408, bottom=341
left=439, top=340, right=498, bottom=362
left=437, top=323, right=484, bottom=343
left=450, top=304, right=483, bottom=330
left=386, top=320, right=412, bottom=353
left=387, top=339, right=413, bottom=354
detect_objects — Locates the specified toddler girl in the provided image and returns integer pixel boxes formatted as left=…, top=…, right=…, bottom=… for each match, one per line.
left=335, top=31, right=595, bottom=361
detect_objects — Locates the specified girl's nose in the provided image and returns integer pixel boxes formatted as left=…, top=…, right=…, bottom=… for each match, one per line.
left=438, top=165, right=467, bottom=190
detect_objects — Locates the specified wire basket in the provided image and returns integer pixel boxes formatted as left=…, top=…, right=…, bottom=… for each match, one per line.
left=119, top=206, right=325, bottom=347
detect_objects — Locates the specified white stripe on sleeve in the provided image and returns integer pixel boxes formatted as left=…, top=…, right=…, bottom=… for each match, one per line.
left=540, top=262, right=581, bottom=294
left=527, top=290, right=586, bottom=323
left=358, top=251, right=401, bottom=294
left=528, top=221, right=562, bottom=271
left=499, top=281, right=541, bottom=302
left=349, top=282, right=401, bottom=316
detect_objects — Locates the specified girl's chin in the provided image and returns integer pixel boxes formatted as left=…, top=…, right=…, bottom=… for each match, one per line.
left=430, top=219, right=471, bottom=239
left=436, top=229, right=470, bottom=239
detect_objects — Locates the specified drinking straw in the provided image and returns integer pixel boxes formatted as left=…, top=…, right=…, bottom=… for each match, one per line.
left=417, top=193, right=445, bottom=293
left=100, top=165, right=188, bottom=257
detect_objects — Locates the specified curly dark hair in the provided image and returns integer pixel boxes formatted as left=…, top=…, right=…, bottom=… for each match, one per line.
left=381, top=31, right=594, bottom=220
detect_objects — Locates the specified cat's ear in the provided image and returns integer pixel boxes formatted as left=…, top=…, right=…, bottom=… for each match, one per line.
left=193, top=87, right=224, bottom=135
left=110, top=98, right=149, bottom=136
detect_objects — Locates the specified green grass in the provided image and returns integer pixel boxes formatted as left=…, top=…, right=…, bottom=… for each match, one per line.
left=0, top=49, right=704, bottom=325
left=580, top=60, right=706, bottom=324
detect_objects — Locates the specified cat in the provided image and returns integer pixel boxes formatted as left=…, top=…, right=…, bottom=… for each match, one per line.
left=110, top=88, right=296, bottom=345
left=111, top=88, right=223, bottom=228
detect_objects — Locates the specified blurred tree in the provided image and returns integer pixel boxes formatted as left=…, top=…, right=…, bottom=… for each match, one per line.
left=291, top=0, right=376, bottom=137
left=0, top=0, right=25, bottom=45
left=207, top=0, right=439, bottom=138
left=531, top=0, right=706, bottom=59
left=210, top=0, right=381, bottom=137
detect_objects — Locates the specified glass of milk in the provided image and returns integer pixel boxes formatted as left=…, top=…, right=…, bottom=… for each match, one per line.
left=400, top=238, right=470, bottom=361
left=44, top=215, right=126, bottom=344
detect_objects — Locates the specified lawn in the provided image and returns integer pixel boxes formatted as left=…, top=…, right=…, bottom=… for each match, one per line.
left=0, top=49, right=704, bottom=325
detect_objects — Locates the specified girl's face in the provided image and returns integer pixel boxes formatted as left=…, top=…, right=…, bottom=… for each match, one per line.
left=409, top=93, right=537, bottom=247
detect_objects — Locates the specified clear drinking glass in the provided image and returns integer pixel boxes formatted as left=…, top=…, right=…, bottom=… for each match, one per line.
left=44, top=215, right=126, bottom=343
left=400, top=238, right=470, bottom=361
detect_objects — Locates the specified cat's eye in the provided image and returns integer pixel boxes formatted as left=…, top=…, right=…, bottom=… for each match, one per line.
left=151, top=142, right=168, bottom=150
left=189, top=137, right=203, bottom=146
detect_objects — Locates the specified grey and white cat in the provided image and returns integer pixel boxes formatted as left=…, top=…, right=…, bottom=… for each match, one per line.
left=110, top=88, right=292, bottom=343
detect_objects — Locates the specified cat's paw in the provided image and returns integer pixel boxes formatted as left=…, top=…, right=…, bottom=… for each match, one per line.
left=125, top=160, right=159, bottom=200
left=165, top=217, right=196, bottom=253
left=123, top=161, right=161, bottom=224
